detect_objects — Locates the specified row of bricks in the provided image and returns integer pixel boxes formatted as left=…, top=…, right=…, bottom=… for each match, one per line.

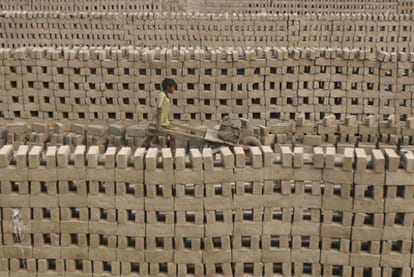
left=2, top=99, right=413, bottom=113
left=0, top=0, right=411, bottom=14
left=1, top=111, right=412, bottom=130
left=2, top=179, right=414, bottom=210
left=2, top=114, right=414, bottom=149
left=5, top=36, right=414, bottom=51
left=0, top=13, right=413, bottom=33
left=0, top=142, right=412, bottom=172
left=0, top=248, right=412, bottom=268
left=1, top=79, right=409, bottom=93
left=2, top=259, right=410, bottom=277
left=2, top=223, right=412, bottom=247
left=0, top=223, right=411, bottom=245
left=2, top=199, right=412, bottom=224
left=0, top=45, right=412, bottom=63
left=2, top=10, right=413, bottom=24
left=2, top=113, right=413, bottom=137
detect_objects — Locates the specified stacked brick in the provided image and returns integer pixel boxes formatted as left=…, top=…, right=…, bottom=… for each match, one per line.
left=1, top=47, right=413, bottom=127
left=1, top=12, right=414, bottom=50
left=0, top=0, right=411, bottom=15
left=2, top=145, right=414, bottom=276
left=3, top=113, right=414, bottom=156
left=0, top=0, right=184, bottom=13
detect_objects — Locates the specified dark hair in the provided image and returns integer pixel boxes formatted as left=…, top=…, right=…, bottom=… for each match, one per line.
left=162, top=78, right=177, bottom=91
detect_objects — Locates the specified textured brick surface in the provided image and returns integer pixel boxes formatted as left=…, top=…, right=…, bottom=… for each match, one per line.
left=0, top=145, right=413, bottom=275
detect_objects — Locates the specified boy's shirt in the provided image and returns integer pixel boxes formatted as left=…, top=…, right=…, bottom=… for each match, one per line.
left=152, top=91, right=171, bottom=127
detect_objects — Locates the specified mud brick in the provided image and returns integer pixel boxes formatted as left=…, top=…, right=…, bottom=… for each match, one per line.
left=203, top=236, right=232, bottom=263
left=311, top=147, right=324, bottom=169
left=384, top=148, right=399, bottom=172
left=131, top=148, right=145, bottom=171
left=117, top=209, right=145, bottom=236
left=115, top=147, right=130, bottom=169
left=0, top=180, right=30, bottom=207
left=103, top=147, right=116, bottom=169
left=401, top=151, right=414, bottom=172
left=202, top=148, right=214, bottom=170
left=370, top=149, right=385, bottom=173
left=204, top=183, right=233, bottom=210
left=0, top=144, right=13, bottom=167
left=15, top=145, right=28, bottom=169
left=380, top=240, right=411, bottom=263
left=303, top=135, right=322, bottom=147
left=117, top=243, right=145, bottom=262
left=323, top=182, right=353, bottom=210
left=263, top=262, right=292, bottom=277
left=232, top=235, right=261, bottom=263
left=219, top=147, right=234, bottom=169
left=86, top=145, right=100, bottom=169
left=174, top=148, right=186, bottom=171
left=176, top=263, right=204, bottom=276
left=174, top=238, right=203, bottom=263
left=145, top=237, right=174, bottom=263
left=258, top=146, right=273, bottom=167
left=36, top=258, right=65, bottom=274
left=64, top=259, right=92, bottom=276
left=174, top=151, right=204, bottom=184
left=61, top=245, right=88, bottom=260
left=280, top=146, right=292, bottom=168
left=91, top=260, right=120, bottom=275
left=205, top=209, right=233, bottom=237
left=350, top=248, right=381, bottom=267
left=233, top=208, right=262, bottom=236
left=292, top=262, right=321, bottom=276
left=146, top=212, right=174, bottom=235
left=28, top=147, right=57, bottom=182
left=353, top=184, right=384, bottom=212
left=144, top=148, right=174, bottom=185
left=88, top=177, right=116, bottom=203
left=382, top=267, right=412, bottom=277
left=234, top=181, right=263, bottom=208
left=354, top=147, right=369, bottom=171
left=233, top=262, right=263, bottom=276
left=33, top=244, right=61, bottom=259
left=9, top=258, right=36, bottom=273
left=88, top=247, right=117, bottom=262
left=175, top=211, right=204, bottom=236
left=115, top=183, right=145, bottom=210
left=232, top=146, right=245, bottom=168
left=292, top=208, right=321, bottom=233
left=291, top=245, right=321, bottom=263
left=120, top=261, right=148, bottom=276
left=261, top=234, right=291, bottom=261
left=293, top=147, right=304, bottom=168
left=322, top=264, right=353, bottom=276
left=3, top=245, right=33, bottom=259
left=148, top=262, right=176, bottom=276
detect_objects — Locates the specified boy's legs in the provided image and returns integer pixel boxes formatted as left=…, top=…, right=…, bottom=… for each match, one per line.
left=169, top=135, right=176, bottom=157
left=141, top=135, right=153, bottom=149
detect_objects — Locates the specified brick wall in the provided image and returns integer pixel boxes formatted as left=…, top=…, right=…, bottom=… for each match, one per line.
left=1, top=144, right=414, bottom=276
left=1, top=0, right=413, bottom=15
left=0, top=12, right=413, bottom=51
left=0, top=0, right=185, bottom=12
left=0, top=47, right=413, bottom=127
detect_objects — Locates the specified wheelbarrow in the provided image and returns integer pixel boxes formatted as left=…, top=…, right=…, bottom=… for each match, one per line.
left=146, top=121, right=236, bottom=149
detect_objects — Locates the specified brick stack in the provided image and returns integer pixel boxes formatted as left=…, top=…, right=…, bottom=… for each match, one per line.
left=1, top=13, right=414, bottom=50
left=1, top=47, right=414, bottom=127
left=1, top=145, right=414, bottom=275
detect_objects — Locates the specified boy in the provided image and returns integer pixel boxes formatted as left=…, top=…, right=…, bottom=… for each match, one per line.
left=141, top=78, right=177, bottom=155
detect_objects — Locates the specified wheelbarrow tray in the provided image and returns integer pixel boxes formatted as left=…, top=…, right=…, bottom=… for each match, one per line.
left=148, top=123, right=234, bottom=147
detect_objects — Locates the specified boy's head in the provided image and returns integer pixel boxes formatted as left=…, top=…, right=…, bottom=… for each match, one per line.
left=162, top=78, right=177, bottom=93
